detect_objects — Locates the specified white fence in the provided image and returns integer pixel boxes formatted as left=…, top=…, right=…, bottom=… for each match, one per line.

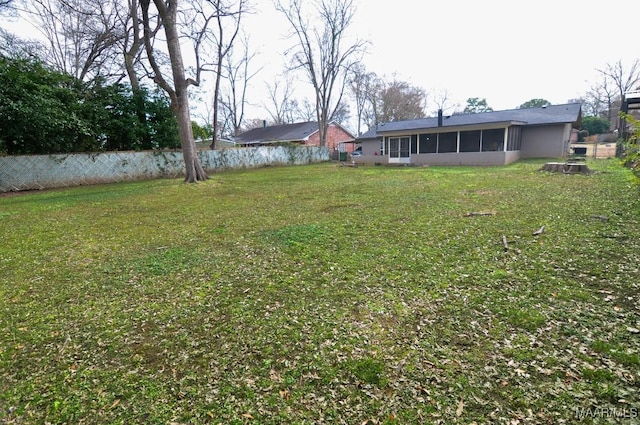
left=0, top=146, right=329, bottom=192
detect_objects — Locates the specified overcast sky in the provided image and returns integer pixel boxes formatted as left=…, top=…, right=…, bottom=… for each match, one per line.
left=3, top=0, right=639, bottom=129
left=245, top=0, right=640, bottom=117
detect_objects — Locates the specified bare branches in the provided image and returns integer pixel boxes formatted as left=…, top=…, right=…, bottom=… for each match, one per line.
left=25, top=0, right=125, bottom=81
left=218, top=34, right=260, bottom=137
left=596, top=59, right=640, bottom=100
left=276, top=0, right=366, bottom=146
left=139, top=0, right=172, bottom=96
left=265, top=76, right=298, bottom=125
left=593, top=59, right=640, bottom=129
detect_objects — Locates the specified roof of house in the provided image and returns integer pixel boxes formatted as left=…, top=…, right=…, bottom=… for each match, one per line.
left=356, top=127, right=380, bottom=140
left=234, top=121, right=320, bottom=144
left=234, top=121, right=356, bottom=144
left=361, top=103, right=582, bottom=137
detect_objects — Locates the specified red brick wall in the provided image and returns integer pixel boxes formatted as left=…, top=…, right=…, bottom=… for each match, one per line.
left=306, top=124, right=355, bottom=152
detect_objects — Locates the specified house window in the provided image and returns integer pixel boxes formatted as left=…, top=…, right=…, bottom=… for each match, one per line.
left=482, top=128, right=505, bottom=151
left=419, top=133, right=437, bottom=153
left=389, top=138, right=399, bottom=157
left=411, top=135, right=418, bottom=154
left=380, top=139, right=385, bottom=155
left=389, top=136, right=410, bottom=158
left=438, top=132, right=457, bottom=153
left=460, top=130, right=481, bottom=152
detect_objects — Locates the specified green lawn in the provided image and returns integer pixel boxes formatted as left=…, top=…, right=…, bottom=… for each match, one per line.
left=1, top=159, right=639, bottom=424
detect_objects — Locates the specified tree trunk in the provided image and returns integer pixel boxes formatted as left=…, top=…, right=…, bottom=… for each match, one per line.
left=159, top=0, right=207, bottom=182
left=174, top=94, right=207, bottom=182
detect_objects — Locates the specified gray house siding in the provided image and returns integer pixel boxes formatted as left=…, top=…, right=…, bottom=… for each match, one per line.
left=520, top=124, right=570, bottom=159
left=355, top=126, right=521, bottom=166
left=354, top=103, right=580, bottom=166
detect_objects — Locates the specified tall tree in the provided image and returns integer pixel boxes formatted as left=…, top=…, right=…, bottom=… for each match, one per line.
left=0, top=27, right=45, bottom=58
left=26, top=0, right=124, bottom=81
left=218, top=35, right=258, bottom=137
left=140, top=0, right=207, bottom=182
left=430, top=88, right=457, bottom=116
left=597, top=59, right=640, bottom=102
left=376, top=77, right=427, bottom=123
left=348, top=64, right=381, bottom=135
left=585, top=80, right=616, bottom=120
left=518, top=98, right=551, bottom=109
left=348, top=63, right=370, bottom=135
left=581, top=116, right=611, bottom=135
left=0, top=0, right=16, bottom=14
left=118, top=0, right=147, bottom=90
left=276, top=0, right=366, bottom=146
left=596, top=59, right=640, bottom=131
left=463, top=97, right=493, bottom=113
left=265, top=76, right=299, bottom=125
left=194, top=0, right=246, bottom=149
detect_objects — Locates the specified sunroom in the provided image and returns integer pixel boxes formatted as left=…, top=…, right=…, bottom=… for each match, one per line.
left=380, top=124, right=523, bottom=166
left=355, top=103, right=582, bottom=166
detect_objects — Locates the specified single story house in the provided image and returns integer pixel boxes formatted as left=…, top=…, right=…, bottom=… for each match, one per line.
left=355, top=103, right=582, bottom=166
left=233, top=121, right=356, bottom=154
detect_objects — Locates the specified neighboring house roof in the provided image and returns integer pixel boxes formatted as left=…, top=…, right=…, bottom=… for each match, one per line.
left=363, top=103, right=582, bottom=137
left=234, top=121, right=356, bottom=145
left=234, top=121, right=319, bottom=144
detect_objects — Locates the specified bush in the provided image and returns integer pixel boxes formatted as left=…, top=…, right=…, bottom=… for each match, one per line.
left=581, top=116, right=611, bottom=136
left=0, top=56, right=178, bottom=154
left=619, top=112, right=640, bottom=175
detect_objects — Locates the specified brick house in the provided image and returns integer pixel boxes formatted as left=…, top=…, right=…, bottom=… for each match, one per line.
left=233, top=121, right=356, bottom=155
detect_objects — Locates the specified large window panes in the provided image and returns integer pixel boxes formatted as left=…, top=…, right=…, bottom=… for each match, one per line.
left=438, top=132, right=457, bottom=153
left=389, top=137, right=399, bottom=157
left=400, top=137, right=410, bottom=157
left=419, top=133, right=437, bottom=153
left=460, top=130, right=481, bottom=152
left=389, top=137, right=410, bottom=158
left=482, top=128, right=505, bottom=151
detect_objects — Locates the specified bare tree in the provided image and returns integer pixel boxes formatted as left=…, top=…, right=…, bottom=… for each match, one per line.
left=218, top=35, right=259, bottom=137
left=597, top=59, right=640, bottom=101
left=296, top=98, right=317, bottom=122
left=584, top=81, right=615, bottom=120
left=265, top=76, right=299, bottom=124
left=596, top=59, right=640, bottom=130
left=376, top=77, right=427, bottom=123
left=117, top=0, right=150, bottom=90
left=0, top=27, right=45, bottom=58
left=25, top=0, right=124, bottom=81
left=0, top=0, right=17, bottom=15
left=348, top=63, right=378, bottom=135
left=430, top=88, right=457, bottom=116
left=276, top=0, right=366, bottom=146
left=140, top=0, right=207, bottom=182
left=188, top=0, right=246, bottom=149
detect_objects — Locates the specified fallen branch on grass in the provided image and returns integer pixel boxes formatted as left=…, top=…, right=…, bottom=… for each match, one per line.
left=464, top=212, right=495, bottom=217
left=532, top=225, right=545, bottom=236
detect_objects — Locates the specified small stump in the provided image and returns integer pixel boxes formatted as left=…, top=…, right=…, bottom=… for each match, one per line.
left=540, top=162, right=592, bottom=175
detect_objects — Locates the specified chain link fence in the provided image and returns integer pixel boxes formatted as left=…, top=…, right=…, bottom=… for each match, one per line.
left=0, top=146, right=329, bottom=192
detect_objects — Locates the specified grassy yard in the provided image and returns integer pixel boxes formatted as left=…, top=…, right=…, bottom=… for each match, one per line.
left=1, top=159, right=639, bottom=424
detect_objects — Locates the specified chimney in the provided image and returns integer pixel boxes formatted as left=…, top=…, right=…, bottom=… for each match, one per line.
left=437, top=109, right=443, bottom=127
left=263, top=120, right=267, bottom=128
